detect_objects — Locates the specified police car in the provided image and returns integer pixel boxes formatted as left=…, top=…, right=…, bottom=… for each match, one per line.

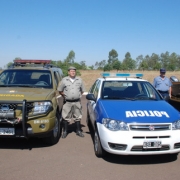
left=86, top=73, right=180, bottom=157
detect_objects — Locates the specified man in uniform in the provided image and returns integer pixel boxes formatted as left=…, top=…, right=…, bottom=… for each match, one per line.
left=153, top=68, right=172, bottom=100
left=58, top=66, right=85, bottom=138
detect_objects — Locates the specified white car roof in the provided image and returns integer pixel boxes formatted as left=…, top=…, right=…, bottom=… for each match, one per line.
left=98, top=77, right=147, bottom=82
left=98, top=72, right=147, bottom=82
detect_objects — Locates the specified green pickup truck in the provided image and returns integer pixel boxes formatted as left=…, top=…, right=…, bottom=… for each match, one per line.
left=0, top=60, right=64, bottom=145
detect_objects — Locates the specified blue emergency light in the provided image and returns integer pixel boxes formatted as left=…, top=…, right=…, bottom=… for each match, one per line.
left=101, top=72, right=143, bottom=78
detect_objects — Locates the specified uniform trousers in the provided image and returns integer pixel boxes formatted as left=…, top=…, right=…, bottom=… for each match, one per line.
left=62, top=101, right=82, bottom=122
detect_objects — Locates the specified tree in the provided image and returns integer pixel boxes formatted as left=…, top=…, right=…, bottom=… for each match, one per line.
left=160, top=51, right=169, bottom=69
left=103, top=64, right=112, bottom=71
left=168, top=52, right=178, bottom=71
left=122, top=52, right=136, bottom=70
left=14, top=57, right=21, bottom=60
left=80, top=61, right=86, bottom=70
left=108, top=49, right=118, bottom=65
left=88, top=65, right=94, bottom=70
left=139, top=60, right=148, bottom=71
left=149, top=53, right=160, bottom=70
left=112, top=60, right=121, bottom=71
left=7, top=62, right=13, bottom=68
left=64, top=50, right=75, bottom=65
left=136, top=55, right=144, bottom=69
left=98, top=60, right=106, bottom=69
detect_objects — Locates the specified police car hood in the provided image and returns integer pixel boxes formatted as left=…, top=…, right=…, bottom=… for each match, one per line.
left=97, top=99, right=180, bottom=123
left=0, top=87, right=53, bottom=101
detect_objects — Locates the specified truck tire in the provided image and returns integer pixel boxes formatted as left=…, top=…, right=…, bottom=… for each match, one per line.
left=43, top=112, right=61, bottom=145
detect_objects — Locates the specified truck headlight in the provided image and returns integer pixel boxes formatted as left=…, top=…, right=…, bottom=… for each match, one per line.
left=33, top=101, right=52, bottom=115
left=102, top=118, right=129, bottom=131
left=172, top=120, right=180, bottom=130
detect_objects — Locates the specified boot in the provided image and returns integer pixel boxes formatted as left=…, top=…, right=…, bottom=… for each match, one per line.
left=62, top=120, right=68, bottom=138
left=75, top=121, right=84, bottom=137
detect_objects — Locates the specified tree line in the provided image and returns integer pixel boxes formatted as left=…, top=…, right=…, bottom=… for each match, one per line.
left=95, top=50, right=180, bottom=72
left=8, top=49, right=180, bottom=75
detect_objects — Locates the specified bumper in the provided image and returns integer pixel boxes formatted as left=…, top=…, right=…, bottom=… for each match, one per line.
left=97, top=123, right=180, bottom=155
left=0, top=99, right=56, bottom=138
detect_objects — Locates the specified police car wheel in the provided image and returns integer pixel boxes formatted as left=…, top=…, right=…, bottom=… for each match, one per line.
left=86, top=110, right=90, bottom=126
left=94, top=128, right=106, bottom=157
left=43, top=112, right=61, bottom=145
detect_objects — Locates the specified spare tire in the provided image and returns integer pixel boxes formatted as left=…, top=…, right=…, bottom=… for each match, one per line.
left=170, top=76, right=179, bottom=82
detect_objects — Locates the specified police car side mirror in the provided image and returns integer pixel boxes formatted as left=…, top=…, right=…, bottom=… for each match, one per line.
left=86, top=93, right=96, bottom=101
left=163, top=95, right=170, bottom=102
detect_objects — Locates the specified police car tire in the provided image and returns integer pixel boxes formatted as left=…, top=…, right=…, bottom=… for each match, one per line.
left=86, top=110, right=90, bottom=126
left=43, top=112, right=61, bottom=145
left=94, top=128, right=106, bottom=157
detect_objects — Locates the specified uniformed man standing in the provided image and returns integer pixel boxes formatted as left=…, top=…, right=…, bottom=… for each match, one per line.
left=153, top=68, right=172, bottom=100
left=58, top=66, right=85, bottom=138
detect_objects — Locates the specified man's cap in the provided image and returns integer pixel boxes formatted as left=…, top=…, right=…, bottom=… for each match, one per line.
left=68, top=66, right=76, bottom=71
left=160, top=68, right=166, bottom=73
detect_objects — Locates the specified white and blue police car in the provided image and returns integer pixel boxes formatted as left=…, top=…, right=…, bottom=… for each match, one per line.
left=86, top=73, right=180, bottom=157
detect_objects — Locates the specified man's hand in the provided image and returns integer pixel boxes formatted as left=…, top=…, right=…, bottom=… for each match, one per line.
left=59, top=91, right=65, bottom=98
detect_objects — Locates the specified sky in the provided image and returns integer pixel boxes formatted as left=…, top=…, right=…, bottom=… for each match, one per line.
left=0, top=0, right=180, bottom=68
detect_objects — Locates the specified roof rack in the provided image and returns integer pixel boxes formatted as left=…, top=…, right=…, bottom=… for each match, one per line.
left=101, top=72, right=143, bottom=78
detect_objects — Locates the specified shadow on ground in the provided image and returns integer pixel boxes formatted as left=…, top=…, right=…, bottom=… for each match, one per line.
left=0, top=137, right=51, bottom=150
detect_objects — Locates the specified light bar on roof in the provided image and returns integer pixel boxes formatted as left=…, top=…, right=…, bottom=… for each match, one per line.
left=14, top=60, right=51, bottom=64
left=101, top=72, right=143, bottom=78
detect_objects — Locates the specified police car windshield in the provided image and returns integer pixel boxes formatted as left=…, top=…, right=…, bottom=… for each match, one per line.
left=0, top=70, right=53, bottom=88
left=101, top=81, right=161, bottom=100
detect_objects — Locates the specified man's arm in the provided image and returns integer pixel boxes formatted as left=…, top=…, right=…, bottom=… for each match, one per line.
left=152, top=78, right=156, bottom=88
left=168, top=78, right=172, bottom=98
left=169, top=86, right=172, bottom=98
left=57, top=79, right=65, bottom=98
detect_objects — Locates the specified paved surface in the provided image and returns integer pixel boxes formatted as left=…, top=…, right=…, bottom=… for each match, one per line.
left=0, top=96, right=180, bottom=180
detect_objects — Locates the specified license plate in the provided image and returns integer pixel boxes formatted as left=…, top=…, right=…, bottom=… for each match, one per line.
left=0, top=128, right=15, bottom=135
left=143, top=141, right=162, bottom=148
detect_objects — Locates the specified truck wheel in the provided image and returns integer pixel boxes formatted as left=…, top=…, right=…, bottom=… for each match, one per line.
left=94, top=128, right=106, bottom=157
left=43, top=112, right=60, bottom=145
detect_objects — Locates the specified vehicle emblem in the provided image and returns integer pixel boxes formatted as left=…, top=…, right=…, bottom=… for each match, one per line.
left=149, top=125, right=155, bottom=131
left=0, top=104, right=9, bottom=111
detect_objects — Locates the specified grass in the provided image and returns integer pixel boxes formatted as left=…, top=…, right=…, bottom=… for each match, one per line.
left=79, top=70, right=180, bottom=92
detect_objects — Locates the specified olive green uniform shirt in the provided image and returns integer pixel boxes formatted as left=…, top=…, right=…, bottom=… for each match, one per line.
left=58, top=76, right=85, bottom=101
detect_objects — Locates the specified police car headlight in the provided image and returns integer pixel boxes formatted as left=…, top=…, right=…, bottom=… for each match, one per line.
left=172, top=120, right=180, bottom=130
left=102, top=118, right=129, bottom=131
left=33, top=101, right=52, bottom=115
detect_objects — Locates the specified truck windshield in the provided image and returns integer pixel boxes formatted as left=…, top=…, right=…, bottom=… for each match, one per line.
left=0, top=69, right=53, bottom=88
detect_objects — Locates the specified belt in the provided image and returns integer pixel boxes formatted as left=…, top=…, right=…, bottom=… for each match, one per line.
left=65, top=99, right=80, bottom=102
left=158, top=90, right=168, bottom=93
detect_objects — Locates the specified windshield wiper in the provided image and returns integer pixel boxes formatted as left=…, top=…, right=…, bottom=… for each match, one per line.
left=132, top=97, right=158, bottom=101
left=0, top=85, right=11, bottom=87
left=9, top=84, right=36, bottom=88
left=104, top=97, right=132, bottom=100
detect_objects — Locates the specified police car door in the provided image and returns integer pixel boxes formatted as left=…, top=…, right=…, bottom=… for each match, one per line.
left=89, top=80, right=101, bottom=126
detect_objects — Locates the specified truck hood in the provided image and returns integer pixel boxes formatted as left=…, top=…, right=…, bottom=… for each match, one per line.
left=0, top=87, right=54, bottom=101
left=96, top=99, right=180, bottom=123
